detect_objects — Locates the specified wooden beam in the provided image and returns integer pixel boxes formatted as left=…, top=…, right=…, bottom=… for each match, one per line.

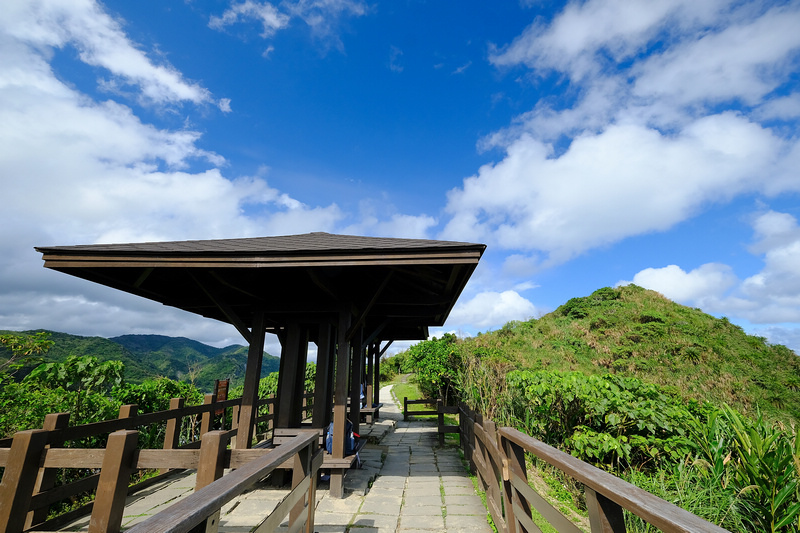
left=346, top=271, right=393, bottom=342
left=133, top=267, right=153, bottom=289
left=189, top=272, right=252, bottom=344
left=236, top=311, right=267, bottom=449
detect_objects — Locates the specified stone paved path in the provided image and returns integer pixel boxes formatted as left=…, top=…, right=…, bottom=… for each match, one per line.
left=58, top=385, right=492, bottom=532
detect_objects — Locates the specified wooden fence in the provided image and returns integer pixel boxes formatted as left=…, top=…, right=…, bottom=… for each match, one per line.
left=0, top=390, right=315, bottom=533
left=427, top=401, right=731, bottom=533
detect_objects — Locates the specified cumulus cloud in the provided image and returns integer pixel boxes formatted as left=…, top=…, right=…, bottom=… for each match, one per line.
left=621, top=210, right=800, bottom=349
left=443, top=114, right=795, bottom=264
left=2, top=0, right=214, bottom=107
left=446, top=290, right=537, bottom=330
left=444, top=0, right=800, bottom=267
left=0, top=0, right=348, bottom=341
left=620, top=263, right=738, bottom=306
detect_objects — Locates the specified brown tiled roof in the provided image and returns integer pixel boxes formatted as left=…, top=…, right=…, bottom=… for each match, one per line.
left=35, top=232, right=485, bottom=340
left=35, top=232, right=484, bottom=256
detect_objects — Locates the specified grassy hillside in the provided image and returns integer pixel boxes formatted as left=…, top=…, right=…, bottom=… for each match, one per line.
left=0, top=330, right=280, bottom=392
left=461, top=284, right=800, bottom=421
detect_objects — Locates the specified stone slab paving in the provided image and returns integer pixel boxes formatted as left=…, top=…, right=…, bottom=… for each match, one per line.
left=54, top=385, right=492, bottom=532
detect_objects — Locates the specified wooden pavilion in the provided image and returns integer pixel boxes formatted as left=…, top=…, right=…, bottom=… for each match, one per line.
left=35, top=232, right=485, bottom=495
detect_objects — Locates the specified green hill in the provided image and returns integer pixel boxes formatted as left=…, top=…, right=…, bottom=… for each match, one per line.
left=461, top=284, right=800, bottom=421
left=0, top=330, right=280, bottom=393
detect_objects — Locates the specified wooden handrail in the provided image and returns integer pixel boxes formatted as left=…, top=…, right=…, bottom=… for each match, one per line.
left=125, top=431, right=320, bottom=533
left=499, top=426, right=730, bottom=533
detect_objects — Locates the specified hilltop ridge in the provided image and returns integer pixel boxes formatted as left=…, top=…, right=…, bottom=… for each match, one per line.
left=462, top=285, right=800, bottom=421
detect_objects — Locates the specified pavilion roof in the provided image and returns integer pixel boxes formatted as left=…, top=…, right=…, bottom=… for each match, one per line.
left=36, top=232, right=485, bottom=343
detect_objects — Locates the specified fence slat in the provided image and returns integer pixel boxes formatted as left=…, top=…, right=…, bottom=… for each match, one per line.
left=510, top=471, right=582, bottom=533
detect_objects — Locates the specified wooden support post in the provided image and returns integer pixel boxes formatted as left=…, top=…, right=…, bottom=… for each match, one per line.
left=365, top=342, right=374, bottom=410
left=373, top=345, right=381, bottom=407
left=200, top=393, right=217, bottom=436
left=586, top=487, right=626, bottom=533
left=349, top=331, right=363, bottom=435
left=191, top=430, right=230, bottom=533
left=25, top=412, right=70, bottom=529
left=237, top=310, right=267, bottom=450
left=275, top=322, right=309, bottom=428
left=0, top=429, right=50, bottom=533
left=331, top=309, right=352, bottom=498
left=88, top=430, right=139, bottom=533
left=312, top=323, right=333, bottom=428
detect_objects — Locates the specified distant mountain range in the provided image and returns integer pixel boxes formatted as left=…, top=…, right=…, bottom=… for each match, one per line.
left=0, top=330, right=281, bottom=393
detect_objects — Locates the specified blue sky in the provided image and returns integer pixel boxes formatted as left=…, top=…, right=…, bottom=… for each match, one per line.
left=2, top=0, right=800, bottom=357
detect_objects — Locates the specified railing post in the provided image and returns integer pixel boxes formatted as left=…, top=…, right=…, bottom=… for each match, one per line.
left=200, top=393, right=217, bottom=436
left=586, top=487, right=626, bottom=533
left=88, top=429, right=139, bottom=533
left=161, top=397, right=185, bottom=474
left=501, top=434, right=529, bottom=533
left=268, top=394, right=275, bottom=434
left=192, top=430, right=230, bottom=533
left=231, top=404, right=240, bottom=449
left=0, top=429, right=49, bottom=533
left=403, top=396, right=408, bottom=421
left=118, top=404, right=138, bottom=421
left=25, top=412, right=71, bottom=529
left=289, top=441, right=312, bottom=529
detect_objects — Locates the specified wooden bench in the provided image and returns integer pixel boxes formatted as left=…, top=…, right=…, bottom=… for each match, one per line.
left=273, top=427, right=366, bottom=498
left=360, top=402, right=383, bottom=424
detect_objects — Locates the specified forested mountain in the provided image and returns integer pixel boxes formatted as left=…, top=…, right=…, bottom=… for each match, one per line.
left=0, top=330, right=280, bottom=392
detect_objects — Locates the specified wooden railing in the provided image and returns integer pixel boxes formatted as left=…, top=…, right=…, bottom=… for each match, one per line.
left=446, top=402, right=731, bottom=533
left=0, top=388, right=316, bottom=532
left=403, top=397, right=459, bottom=446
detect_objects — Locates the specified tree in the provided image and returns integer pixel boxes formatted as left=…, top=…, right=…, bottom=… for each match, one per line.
left=0, top=331, right=54, bottom=374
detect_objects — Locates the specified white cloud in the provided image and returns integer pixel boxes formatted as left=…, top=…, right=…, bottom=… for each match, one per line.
left=446, top=290, right=537, bottom=330
left=446, top=0, right=800, bottom=266
left=632, top=4, right=800, bottom=110
left=2, top=0, right=214, bottom=107
left=444, top=114, right=796, bottom=264
left=620, top=263, right=737, bottom=305
left=209, top=1, right=290, bottom=38
left=623, top=209, right=800, bottom=329
left=0, top=2, right=349, bottom=342
left=490, top=0, right=727, bottom=78
left=210, top=0, right=367, bottom=50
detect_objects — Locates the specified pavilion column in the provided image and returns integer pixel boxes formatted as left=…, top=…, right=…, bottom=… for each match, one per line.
left=374, top=343, right=381, bottom=406
left=275, top=322, right=309, bottom=428
left=312, top=323, right=334, bottom=428
left=236, top=310, right=267, bottom=450
left=332, top=309, right=352, bottom=459
left=365, top=343, right=375, bottom=410
left=349, top=329, right=364, bottom=435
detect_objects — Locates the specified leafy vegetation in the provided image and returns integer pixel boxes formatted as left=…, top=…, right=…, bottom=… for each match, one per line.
left=394, top=285, right=800, bottom=531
